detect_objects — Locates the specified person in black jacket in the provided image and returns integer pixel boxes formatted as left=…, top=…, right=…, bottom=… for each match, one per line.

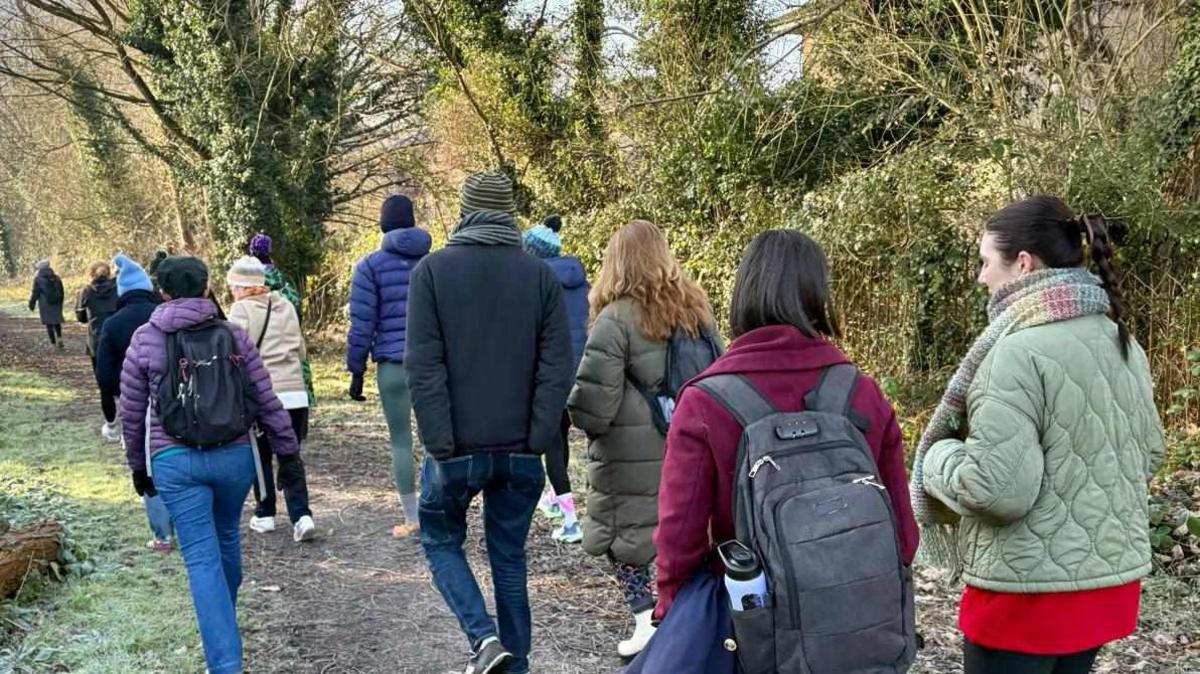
left=29, top=260, right=65, bottom=349
left=406, top=171, right=574, bottom=674
left=94, top=254, right=159, bottom=443
left=76, top=261, right=120, bottom=363
left=76, top=260, right=121, bottom=431
left=94, top=253, right=173, bottom=551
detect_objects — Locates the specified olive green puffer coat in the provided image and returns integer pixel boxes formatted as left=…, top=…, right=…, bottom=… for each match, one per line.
left=923, top=314, right=1166, bottom=593
left=568, top=299, right=667, bottom=566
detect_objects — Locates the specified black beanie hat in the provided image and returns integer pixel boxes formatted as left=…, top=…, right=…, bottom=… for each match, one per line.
left=157, top=256, right=210, bottom=299
left=544, top=214, right=562, bottom=232
left=380, top=195, right=416, bottom=233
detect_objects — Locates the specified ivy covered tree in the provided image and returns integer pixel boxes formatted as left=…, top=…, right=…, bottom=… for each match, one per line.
left=1, top=0, right=429, bottom=289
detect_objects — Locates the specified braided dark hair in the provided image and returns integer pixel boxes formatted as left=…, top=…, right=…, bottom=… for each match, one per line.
left=1078, top=213, right=1131, bottom=359
left=987, top=195, right=1131, bottom=360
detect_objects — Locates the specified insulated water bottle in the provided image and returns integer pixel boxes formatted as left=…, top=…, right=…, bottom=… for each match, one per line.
left=718, top=540, right=768, bottom=611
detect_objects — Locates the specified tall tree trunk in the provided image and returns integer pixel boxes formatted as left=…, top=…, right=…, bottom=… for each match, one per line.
left=171, top=178, right=199, bottom=254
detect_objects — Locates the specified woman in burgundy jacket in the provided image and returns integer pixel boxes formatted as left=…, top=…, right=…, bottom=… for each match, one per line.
left=653, top=229, right=919, bottom=620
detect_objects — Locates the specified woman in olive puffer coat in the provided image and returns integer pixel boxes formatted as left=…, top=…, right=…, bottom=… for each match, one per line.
left=568, top=219, right=719, bottom=659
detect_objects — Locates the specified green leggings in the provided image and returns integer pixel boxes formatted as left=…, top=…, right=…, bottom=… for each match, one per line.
left=377, top=362, right=416, bottom=497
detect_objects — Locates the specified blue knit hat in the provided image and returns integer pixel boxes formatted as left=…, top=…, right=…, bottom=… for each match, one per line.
left=113, top=254, right=153, bottom=297
left=522, top=224, right=561, bottom=259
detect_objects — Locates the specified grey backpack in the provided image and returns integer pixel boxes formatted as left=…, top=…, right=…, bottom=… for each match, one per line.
left=695, top=364, right=917, bottom=674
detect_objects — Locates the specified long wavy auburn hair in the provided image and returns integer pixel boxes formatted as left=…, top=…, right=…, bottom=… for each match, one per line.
left=589, top=220, right=715, bottom=341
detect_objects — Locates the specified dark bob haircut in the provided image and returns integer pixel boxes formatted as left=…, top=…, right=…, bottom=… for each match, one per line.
left=729, top=229, right=841, bottom=339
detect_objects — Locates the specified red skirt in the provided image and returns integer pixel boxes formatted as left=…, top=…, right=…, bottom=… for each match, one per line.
left=959, top=581, right=1141, bottom=655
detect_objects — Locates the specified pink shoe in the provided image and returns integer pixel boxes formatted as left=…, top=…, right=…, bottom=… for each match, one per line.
left=147, top=538, right=173, bottom=553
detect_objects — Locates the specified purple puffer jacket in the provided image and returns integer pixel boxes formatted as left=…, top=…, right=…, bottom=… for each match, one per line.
left=120, top=297, right=299, bottom=471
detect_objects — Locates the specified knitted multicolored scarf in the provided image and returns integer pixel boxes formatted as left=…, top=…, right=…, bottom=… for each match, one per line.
left=909, top=267, right=1111, bottom=574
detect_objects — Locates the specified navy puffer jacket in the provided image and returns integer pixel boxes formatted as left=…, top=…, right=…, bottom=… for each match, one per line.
left=544, top=256, right=590, bottom=372
left=346, top=227, right=433, bottom=374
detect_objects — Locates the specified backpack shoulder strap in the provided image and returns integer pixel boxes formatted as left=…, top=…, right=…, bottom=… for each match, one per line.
left=694, top=374, right=777, bottom=428
left=256, top=297, right=273, bottom=349
left=803, top=364, right=872, bottom=432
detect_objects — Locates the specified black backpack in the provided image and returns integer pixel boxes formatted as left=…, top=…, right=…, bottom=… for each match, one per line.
left=155, top=320, right=259, bottom=447
left=629, top=327, right=723, bottom=435
left=695, top=364, right=917, bottom=674
left=43, top=276, right=64, bottom=305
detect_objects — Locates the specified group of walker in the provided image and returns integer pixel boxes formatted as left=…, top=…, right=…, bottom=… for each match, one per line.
left=25, top=176, right=1165, bottom=674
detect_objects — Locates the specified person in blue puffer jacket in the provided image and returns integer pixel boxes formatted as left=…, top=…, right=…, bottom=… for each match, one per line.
left=346, top=194, right=432, bottom=538
left=523, top=214, right=590, bottom=543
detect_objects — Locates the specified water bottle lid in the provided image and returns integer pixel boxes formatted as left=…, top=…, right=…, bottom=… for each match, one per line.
left=718, top=540, right=761, bottom=581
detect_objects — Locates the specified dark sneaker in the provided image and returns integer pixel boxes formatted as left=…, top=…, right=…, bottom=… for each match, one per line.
left=463, top=636, right=513, bottom=674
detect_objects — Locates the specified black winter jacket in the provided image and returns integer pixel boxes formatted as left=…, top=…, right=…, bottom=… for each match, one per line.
left=405, top=220, right=574, bottom=461
left=95, top=290, right=158, bottom=394
left=76, top=278, right=119, bottom=357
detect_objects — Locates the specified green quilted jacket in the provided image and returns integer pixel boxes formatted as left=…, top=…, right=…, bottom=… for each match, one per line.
left=923, top=314, right=1166, bottom=593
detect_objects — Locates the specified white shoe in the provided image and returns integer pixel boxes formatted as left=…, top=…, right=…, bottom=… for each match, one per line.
left=617, top=609, right=656, bottom=658
left=100, top=421, right=120, bottom=443
left=249, top=516, right=276, bottom=533
left=293, top=515, right=316, bottom=542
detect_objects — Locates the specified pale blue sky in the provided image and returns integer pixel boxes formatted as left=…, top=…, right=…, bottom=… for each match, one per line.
left=510, top=0, right=807, bottom=87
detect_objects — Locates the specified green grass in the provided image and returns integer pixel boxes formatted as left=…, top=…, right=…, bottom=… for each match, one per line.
left=0, top=369, right=201, bottom=673
left=0, top=301, right=27, bottom=317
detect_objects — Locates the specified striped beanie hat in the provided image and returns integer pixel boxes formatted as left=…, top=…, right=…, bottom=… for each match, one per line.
left=522, top=225, right=561, bottom=259
left=460, top=171, right=516, bottom=217
left=226, top=256, right=266, bottom=288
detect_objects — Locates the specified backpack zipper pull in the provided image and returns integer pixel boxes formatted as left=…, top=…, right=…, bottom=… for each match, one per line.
left=749, top=455, right=779, bottom=478
left=853, top=475, right=886, bottom=490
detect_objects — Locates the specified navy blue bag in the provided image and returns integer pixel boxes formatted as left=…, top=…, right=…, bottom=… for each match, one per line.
left=622, top=572, right=736, bottom=674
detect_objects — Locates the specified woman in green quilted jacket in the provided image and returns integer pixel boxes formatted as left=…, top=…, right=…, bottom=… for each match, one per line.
left=911, top=196, right=1166, bottom=674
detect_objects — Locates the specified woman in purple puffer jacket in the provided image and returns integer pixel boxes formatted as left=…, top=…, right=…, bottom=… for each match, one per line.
left=120, top=256, right=298, bottom=674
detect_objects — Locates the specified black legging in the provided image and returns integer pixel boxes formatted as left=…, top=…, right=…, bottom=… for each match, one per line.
left=45, top=324, right=62, bottom=344
left=91, top=356, right=118, bottom=423
left=100, top=387, right=117, bottom=423
left=964, top=640, right=1100, bottom=674
left=252, top=408, right=313, bottom=523
left=545, top=410, right=572, bottom=496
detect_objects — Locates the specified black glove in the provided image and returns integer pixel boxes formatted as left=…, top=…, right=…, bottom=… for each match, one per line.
left=132, top=469, right=157, bottom=497
left=348, top=373, right=366, bottom=401
left=28, top=301, right=35, bottom=312
left=276, top=453, right=306, bottom=492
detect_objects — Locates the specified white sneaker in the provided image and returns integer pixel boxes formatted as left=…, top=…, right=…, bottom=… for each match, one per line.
left=248, top=516, right=276, bottom=534
left=293, top=515, right=316, bottom=542
left=100, top=421, right=120, bottom=443
left=617, top=609, right=656, bottom=658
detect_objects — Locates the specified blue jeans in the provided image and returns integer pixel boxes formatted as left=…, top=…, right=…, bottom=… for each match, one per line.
left=153, top=445, right=255, bottom=674
left=143, top=494, right=175, bottom=541
left=419, top=453, right=545, bottom=673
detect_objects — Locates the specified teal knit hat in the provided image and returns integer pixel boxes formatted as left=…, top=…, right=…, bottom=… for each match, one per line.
left=522, top=225, right=561, bottom=259
left=460, top=171, right=516, bottom=217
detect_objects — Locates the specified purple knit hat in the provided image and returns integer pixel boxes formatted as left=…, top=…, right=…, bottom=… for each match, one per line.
left=249, top=233, right=273, bottom=265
